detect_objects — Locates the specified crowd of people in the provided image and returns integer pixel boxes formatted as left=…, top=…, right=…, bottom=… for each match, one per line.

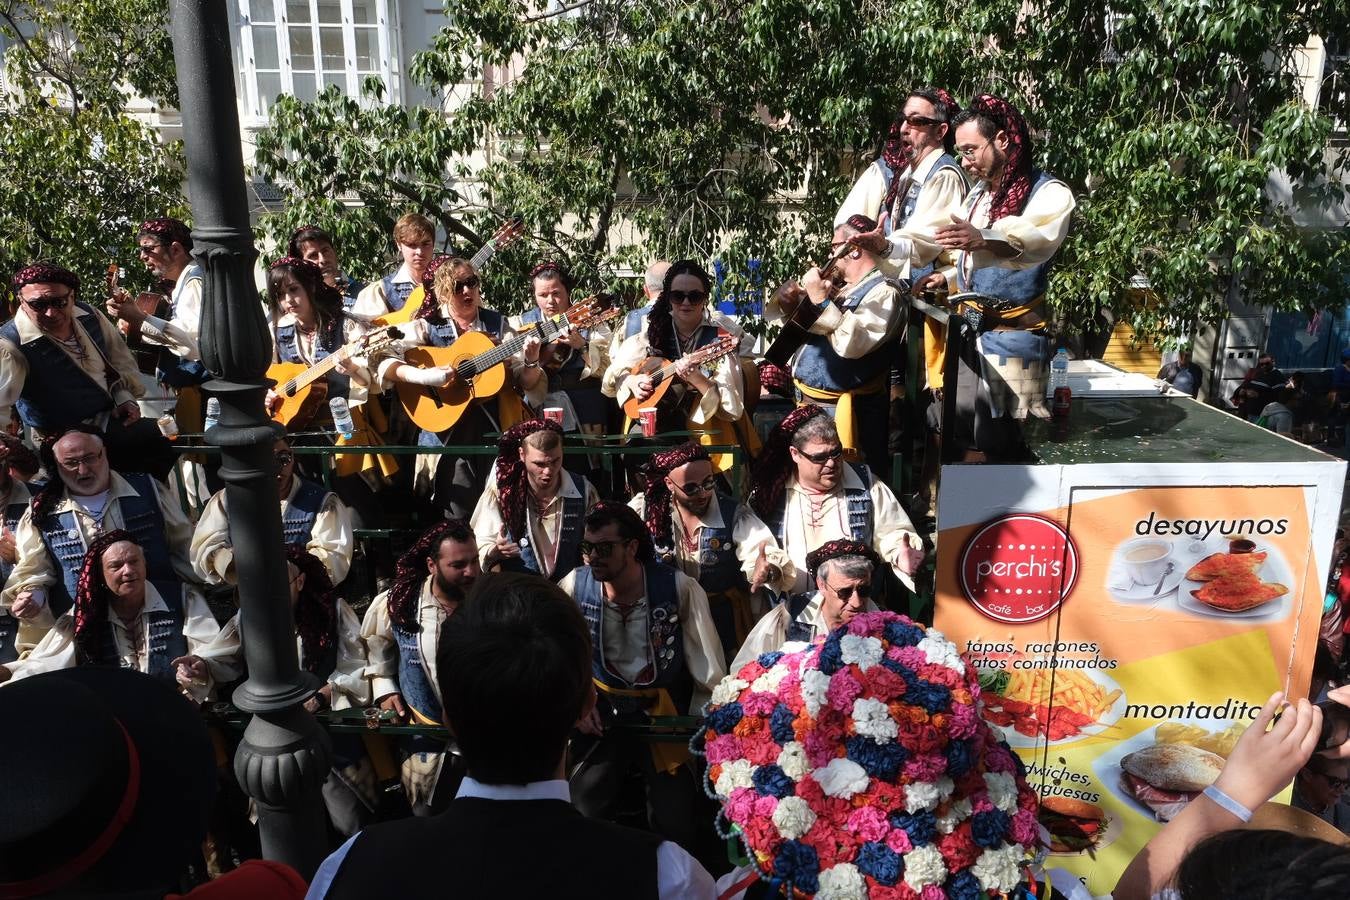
left=5, top=86, right=1345, bottom=899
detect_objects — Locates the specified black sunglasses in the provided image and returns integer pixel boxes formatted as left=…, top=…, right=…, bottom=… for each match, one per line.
left=675, top=475, right=718, bottom=496
left=23, top=293, right=71, bottom=312
left=825, top=580, right=872, bottom=601
left=579, top=538, right=631, bottom=558
left=902, top=114, right=942, bottom=128
left=798, top=446, right=843, bottom=465
left=667, top=290, right=708, bottom=305
left=454, top=276, right=481, bottom=292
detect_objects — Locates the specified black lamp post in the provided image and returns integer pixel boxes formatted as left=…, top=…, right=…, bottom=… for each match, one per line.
left=169, top=0, right=332, bottom=876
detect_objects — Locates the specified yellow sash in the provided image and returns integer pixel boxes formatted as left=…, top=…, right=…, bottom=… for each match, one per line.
left=593, top=679, right=690, bottom=774
left=497, top=390, right=526, bottom=432
left=333, top=402, right=400, bottom=479
left=925, top=295, right=1045, bottom=390
left=793, top=373, right=888, bottom=461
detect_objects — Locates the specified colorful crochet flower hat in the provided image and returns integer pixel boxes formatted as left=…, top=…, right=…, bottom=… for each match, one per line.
left=700, top=611, right=1042, bottom=899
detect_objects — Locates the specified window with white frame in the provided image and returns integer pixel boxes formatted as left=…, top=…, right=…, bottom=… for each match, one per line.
left=234, top=0, right=398, bottom=122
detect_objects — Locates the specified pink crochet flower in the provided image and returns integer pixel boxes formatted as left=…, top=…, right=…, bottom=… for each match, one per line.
left=891, top=644, right=927, bottom=671
left=1011, top=808, right=1039, bottom=845
left=825, top=668, right=863, bottom=711
left=920, top=883, right=947, bottom=900
left=846, top=805, right=890, bottom=842
left=704, top=733, right=743, bottom=766
left=948, top=702, right=979, bottom=739
left=741, top=691, right=778, bottom=717
left=725, top=787, right=759, bottom=825
left=885, top=828, right=914, bottom=854
left=903, top=753, right=948, bottom=782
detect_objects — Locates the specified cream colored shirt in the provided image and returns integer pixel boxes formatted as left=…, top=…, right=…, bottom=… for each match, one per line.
left=0, top=305, right=145, bottom=431
left=3, top=472, right=198, bottom=610
left=626, top=494, right=795, bottom=595
left=470, top=474, right=600, bottom=578
left=604, top=312, right=745, bottom=425
left=349, top=263, right=418, bottom=324
left=195, top=598, right=370, bottom=709
left=778, top=466, right=924, bottom=593
left=190, top=478, right=354, bottom=586
left=558, top=566, right=728, bottom=713
left=139, top=265, right=203, bottom=362
left=729, top=590, right=880, bottom=674
left=360, top=577, right=450, bottom=705
left=4, top=583, right=221, bottom=701
left=937, top=177, right=1076, bottom=290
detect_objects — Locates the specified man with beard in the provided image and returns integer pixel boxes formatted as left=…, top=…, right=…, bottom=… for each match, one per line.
left=289, top=224, right=367, bottom=310
left=914, top=95, right=1076, bottom=458
left=471, top=419, right=599, bottom=582
left=559, top=503, right=725, bottom=853
left=3, top=427, right=196, bottom=631
left=729, top=540, right=880, bottom=672
left=627, top=442, right=793, bottom=661
left=361, top=519, right=480, bottom=812
left=191, top=435, right=354, bottom=586
left=0, top=433, right=40, bottom=663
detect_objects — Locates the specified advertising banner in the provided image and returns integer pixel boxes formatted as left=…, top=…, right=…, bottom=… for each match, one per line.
left=935, top=462, right=1343, bottom=894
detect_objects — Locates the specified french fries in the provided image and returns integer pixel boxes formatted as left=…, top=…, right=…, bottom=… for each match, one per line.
left=1153, top=722, right=1243, bottom=758
left=1003, top=669, right=1120, bottom=722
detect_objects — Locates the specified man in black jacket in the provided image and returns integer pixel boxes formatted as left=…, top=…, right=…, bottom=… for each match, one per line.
left=307, top=572, right=717, bottom=899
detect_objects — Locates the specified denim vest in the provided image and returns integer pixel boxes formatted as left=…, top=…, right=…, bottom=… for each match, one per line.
left=424, top=308, right=505, bottom=348
left=500, top=471, right=588, bottom=582
left=341, top=275, right=367, bottom=311
left=275, top=321, right=350, bottom=401
left=0, top=303, right=116, bottom=429
left=893, top=154, right=967, bottom=282
left=519, top=307, right=587, bottom=384
left=655, top=494, right=746, bottom=596
left=39, top=473, right=176, bottom=618
left=280, top=478, right=329, bottom=548
left=393, top=618, right=442, bottom=725
left=958, top=171, right=1064, bottom=305
left=763, top=463, right=874, bottom=547
left=93, top=583, right=186, bottom=684
left=573, top=562, right=690, bottom=714
left=624, top=306, right=653, bottom=340
left=381, top=275, right=416, bottom=313
left=156, top=265, right=211, bottom=389
left=792, top=272, right=895, bottom=392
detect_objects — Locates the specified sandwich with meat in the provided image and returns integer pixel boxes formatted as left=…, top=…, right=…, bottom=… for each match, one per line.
left=1119, top=743, right=1224, bottom=821
left=1038, top=796, right=1110, bottom=853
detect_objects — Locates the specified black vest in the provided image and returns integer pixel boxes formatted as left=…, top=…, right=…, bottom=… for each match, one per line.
left=324, top=796, right=661, bottom=899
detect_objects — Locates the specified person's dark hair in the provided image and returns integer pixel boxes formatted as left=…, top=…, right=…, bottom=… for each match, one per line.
left=267, top=257, right=344, bottom=347
left=287, top=224, right=335, bottom=259
left=388, top=519, right=474, bottom=630
left=1172, top=829, right=1350, bottom=898
left=436, top=572, right=592, bottom=784
left=584, top=501, right=655, bottom=564
left=286, top=546, right=338, bottom=675
left=33, top=424, right=104, bottom=519
left=645, top=259, right=712, bottom=360
left=908, top=86, right=958, bottom=154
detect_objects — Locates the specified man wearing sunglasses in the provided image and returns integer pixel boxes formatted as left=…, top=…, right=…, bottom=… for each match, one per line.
left=191, top=436, right=354, bottom=587
left=559, top=502, right=726, bottom=853
left=628, top=442, right=793, bottom=661
left=729, top=539, right=879, bottom=672
left=0, top=264, right=145, bottom=439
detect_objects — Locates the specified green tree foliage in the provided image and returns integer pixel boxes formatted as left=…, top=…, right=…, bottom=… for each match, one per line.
left=255, top=0, right=1349, bottom=335
left=0, top=0, right=184, bottom=301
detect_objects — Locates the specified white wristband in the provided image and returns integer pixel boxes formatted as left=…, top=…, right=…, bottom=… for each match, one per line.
left=1202, top=784, right=1253, bottom=822
left=403, top=367, right=447, bottom=386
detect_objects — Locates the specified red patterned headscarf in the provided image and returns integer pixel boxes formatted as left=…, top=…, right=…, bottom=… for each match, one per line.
left=138, top=217, right=193, bottom=250
left=387, top=519, right=473, bottom=629
left=748, top=405, right=828, bottom=519
left=642, top=442, right=712, bottom=550
left=414, top=254, right=465, bottom=321
left=72, top=529, right=138, bottom=664
left=967, top=94, right=1035, bottom=224
left=805, top=538, right=880, bottom=580
left=286, top=546, right=337, bottom=674
left=11, top=263, right=80, bottom=293
left=495, top=419, right=565, bottom=540
left=529, top=260, right=572, bottom=290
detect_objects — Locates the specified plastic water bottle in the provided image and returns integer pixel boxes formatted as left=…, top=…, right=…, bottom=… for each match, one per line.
left=203, top=397, right=221, bottom=433
left=329, top=396, right=355, bottom=439
left=1050, top=348, right=1070, bottom=391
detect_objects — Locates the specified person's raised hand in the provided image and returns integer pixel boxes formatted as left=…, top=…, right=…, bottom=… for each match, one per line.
left=10, top=590, right=43, bottom=619
left=847, top=212, right=890, bottom=256
left=1213, top=691, right=1321, bottom=812
left=911, top=272, right=947, bottom=297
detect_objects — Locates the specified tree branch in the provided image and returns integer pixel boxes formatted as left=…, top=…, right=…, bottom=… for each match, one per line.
left=524, top=0, right=597, bottom=24
left=0, top=8, right=84, bottom=118
left=589, top=155, right=621, bottom=253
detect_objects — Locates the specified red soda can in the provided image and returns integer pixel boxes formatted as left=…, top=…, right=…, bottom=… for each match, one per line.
left=1052, top=386, right=1072, bottom=418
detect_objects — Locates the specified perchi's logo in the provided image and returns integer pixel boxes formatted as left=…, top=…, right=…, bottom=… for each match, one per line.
left=958, top=514, right=1079, bottom=624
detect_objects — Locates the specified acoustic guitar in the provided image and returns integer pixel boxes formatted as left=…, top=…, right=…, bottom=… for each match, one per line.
left=762, top=242, right=852, bottom=368
left=397, top=297, right=620, bottom=434
left=621, top=331, right=740, bottom=420
left=374, top=215, right=525, bottom=327
left=106, top=264, right=171, bottom=377
left=266, top=325, right=405, bottom=429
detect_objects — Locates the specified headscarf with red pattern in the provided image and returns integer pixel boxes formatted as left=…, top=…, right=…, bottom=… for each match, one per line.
left=805, top=538, right=880, bottom=580
left=965, top=94, right=1035, bottom=224
left=137, top=217, right=193, bottom=250
left=413, top=253, right=458, bottom=320
left=642, top=442, right=712, bottom=551
left=529, top=260, right=572, bottom=290
left=748, top=405, right=827, bottom=519
left=72, top=529, right=139, bottom=665
left=11, top=263, right=80, bottom=293
left=386, top=519, right=474, bottom=630
left=495, top=418, right=565, bottom=541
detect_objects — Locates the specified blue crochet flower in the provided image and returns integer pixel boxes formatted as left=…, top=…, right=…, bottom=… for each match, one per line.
left=903, top=673, right=951, bottom=713
left=880, top=655, right=910, bottom=678
left=946, top=737, right=977, bottom=776
left=971, top=808, right=1011, bottom=849
left=752, top=764, right=796, bottom=799
left=888, top=810, right=937, bottom=845
left=855, top=841, right=903, bottom=886
left=757, top=650, right=784, bottom=668
left=817, top=631, right=845, bottom=675
left=846, top=734, right=908, bottom=781
left=884, top=619, right=925, bottom=648
left=705, top=701, right=744, bottom=735
left=772, top=840, right=820, bottom=895
left=770, top=703, right=797, bottom=744
left=947, top=870, right=984, bottom=900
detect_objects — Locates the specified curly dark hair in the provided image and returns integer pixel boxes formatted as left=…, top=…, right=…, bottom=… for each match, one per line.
left=286, top=545, right=338, bottom=674
left=495, top=419, right=564, bottom=541
left=72, top=529, right=138, bottom=665
left=266, top=256, right=344, bottom=349
left=747, top=405, right=834, bottom=519
left=584, top=501, right=655, bottom=564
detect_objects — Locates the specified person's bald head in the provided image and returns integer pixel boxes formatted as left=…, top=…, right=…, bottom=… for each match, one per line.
left=643, top=261, right=671, bottom=300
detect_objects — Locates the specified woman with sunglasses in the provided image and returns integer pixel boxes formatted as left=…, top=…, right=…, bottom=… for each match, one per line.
left=603, top=259, right=748, bottom=467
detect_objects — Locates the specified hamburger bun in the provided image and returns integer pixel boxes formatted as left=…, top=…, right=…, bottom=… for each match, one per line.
left=1040, top=795, right=1105, bottom=821
left=1121, top=743, right=1224, bottom=792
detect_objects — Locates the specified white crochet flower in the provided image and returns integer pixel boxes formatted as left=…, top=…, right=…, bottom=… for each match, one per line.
left=817, top=863, right=866, bottom=899
left=816, top=757, right=870, bottom=799
left=839, top=634, right=884, bottom=671
left=984, top=771, right=1019, bottom=813
left=771, top=796, right=817, bottom=840
left=903, top=776, right=954, bottom=813
left=778, top=741, right=809, bottom=780
left=972, top=844, right=1023, bottom=892
left=902, top=844, right=948, bottom=889
left=936, top=797, right=973, bottom=834
left=751, top=664, right=789, bottom=695
left=710, top=676, right=749, bottom=707
left=851, top=697, right=898, bottom=743
left=917, top=630, right=966, bottom=675
left=714, top=759, right=755, bottom=799
left=801, top=668, right=831, bottom=718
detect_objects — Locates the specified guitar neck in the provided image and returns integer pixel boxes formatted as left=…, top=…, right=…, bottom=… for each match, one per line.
left=286, top=347, right=348, bottom=392
left=468, top=241, right=497, bottom=271
left=462, top=316, right=565, bottom=374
